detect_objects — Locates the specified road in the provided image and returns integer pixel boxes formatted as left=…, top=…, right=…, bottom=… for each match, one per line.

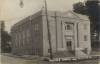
left=0, top=55, right=38, bottom=64
left=0, top=54, right=100, bottom=64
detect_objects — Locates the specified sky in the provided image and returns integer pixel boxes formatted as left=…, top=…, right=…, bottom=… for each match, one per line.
left=0, top=0, right=84, bottom=32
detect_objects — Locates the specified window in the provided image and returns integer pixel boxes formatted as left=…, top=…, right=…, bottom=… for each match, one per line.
left=84, top=24, right=87, bottom=30
left=34, top=24, right=39, bottom=31
left=48, top=49, right=50, bottom=53
left=17, top=34, right=20, bottom=48
left=65, top=24, right=72, bottom=30
left=15, top=34, right=18, bottom=47
left=84, top=35, right=88, bottom=41
left=66, top=41, right=72, bottom=47
left=22, top=31, right=25, bottom=46
left=26, top=29, right=30, bottom=37
left=26, top=30, right=30, bottom=44
left=22, top=31, right=25, bottom=39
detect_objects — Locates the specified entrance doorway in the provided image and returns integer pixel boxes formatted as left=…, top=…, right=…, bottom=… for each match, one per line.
left=66, top=39, right=72, bottom=51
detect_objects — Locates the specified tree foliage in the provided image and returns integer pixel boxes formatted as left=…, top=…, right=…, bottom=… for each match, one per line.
left=85, top=0, right=100, bottom=49
left=1, top=21, right=11, bottom=53
left=73, top=2, right=88, bottom=15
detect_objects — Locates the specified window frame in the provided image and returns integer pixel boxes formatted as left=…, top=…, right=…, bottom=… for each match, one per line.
left=84, top=35, right=88, bottom=41
left=64, top=22, right=74, bottom=31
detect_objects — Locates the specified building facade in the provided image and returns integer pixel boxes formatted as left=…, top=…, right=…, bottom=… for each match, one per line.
left=11, top=10, right=91, bottom=57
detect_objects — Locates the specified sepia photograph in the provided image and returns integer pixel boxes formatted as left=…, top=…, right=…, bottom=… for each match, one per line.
left=0, top=0, right=100, bottom=64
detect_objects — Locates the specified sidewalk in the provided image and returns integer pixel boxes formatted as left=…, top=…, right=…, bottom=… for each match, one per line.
left=1, top=53, right=42, bottom=61
left=90, top=51, right=100, bottom=56
left=1, top=50, right=100, bottom=61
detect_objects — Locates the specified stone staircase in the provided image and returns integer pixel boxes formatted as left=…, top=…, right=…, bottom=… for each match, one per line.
left=75, top=48, right=89, bottom=58
left=47, top=48, right=89, bottom=58
left=81, top=48, right=88, bottom=54
left=53, top=51, right=75, bottom=58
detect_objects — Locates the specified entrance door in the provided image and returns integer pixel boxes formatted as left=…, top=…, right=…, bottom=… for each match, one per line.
left=66, top=39, right=72, bottom=51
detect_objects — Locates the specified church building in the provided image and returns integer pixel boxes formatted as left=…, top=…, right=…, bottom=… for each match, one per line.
left=11, top=9, right=91, bottom=58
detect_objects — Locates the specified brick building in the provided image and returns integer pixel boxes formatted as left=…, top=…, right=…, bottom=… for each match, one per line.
left=11, top=9, right=91, bottom=57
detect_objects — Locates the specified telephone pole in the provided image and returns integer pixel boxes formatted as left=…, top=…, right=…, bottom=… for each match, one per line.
left=54, top=12, right=58, bottom=52
left=19, top=0, right=53, bottom=59
left=44, top=0, right=53, bottom=59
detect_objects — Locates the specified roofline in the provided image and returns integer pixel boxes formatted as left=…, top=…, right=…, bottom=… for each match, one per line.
left=11, top=10, right=42, bottom=30
left=11, top=9, right=89, bottom=30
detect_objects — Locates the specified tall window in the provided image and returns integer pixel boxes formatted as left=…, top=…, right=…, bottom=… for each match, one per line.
left=26, top=29, right=30, bottom=44
left=84, top=24, right=87, bottom=30
left=26, top=29, right=30, bottom=37
left=17, top=34, right=20, bottom=48
left=34, top=24, right=39, bottom=31
left=22, top=31, right=25, bottom=46
left=48, top=49, right=50, bottom=53
left=15, top=34, right=18, bottom=47
left=84, top=35, right=88, bottom=41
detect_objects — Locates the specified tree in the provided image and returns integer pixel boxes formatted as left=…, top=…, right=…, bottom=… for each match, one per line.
left=1, top=21, right=11, bottom=53
left=73, top=2, right=88, bottom=15
left=85, top=0, right=100, bottom=49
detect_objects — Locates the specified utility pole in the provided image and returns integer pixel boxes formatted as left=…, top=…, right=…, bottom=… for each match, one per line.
left=44, top=0, right=53, bottom=59
left=19, top=0, right=53, bottom=59
left=54, top=12, right=58, bottom=52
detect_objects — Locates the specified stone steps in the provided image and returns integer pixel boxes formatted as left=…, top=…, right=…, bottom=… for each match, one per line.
left=53, top=51, right=75, bottom=58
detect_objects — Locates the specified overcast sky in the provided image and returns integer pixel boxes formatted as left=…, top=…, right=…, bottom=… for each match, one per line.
left=0, top=0, right=84, bottom=32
